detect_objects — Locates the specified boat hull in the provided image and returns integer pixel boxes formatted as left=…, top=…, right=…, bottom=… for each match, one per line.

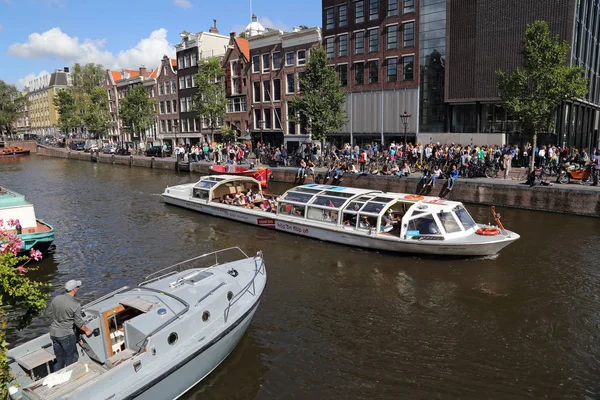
left=18, top=220, right=55, bottom=256
left=163, top=195, right=518, bottom=257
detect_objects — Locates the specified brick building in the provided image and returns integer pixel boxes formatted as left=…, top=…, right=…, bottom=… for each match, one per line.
left=223, top=32, right=251, bottom=139
left=322, top=0, right=419, bottom=146
left=248, top=26, right=322, bottom=149
left=175, top=22, right=229, bottom=144
left=156, top=55, right=179, bottom=148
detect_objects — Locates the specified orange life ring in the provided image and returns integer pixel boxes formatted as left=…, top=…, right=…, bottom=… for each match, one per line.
left=405, top=194, right=425, bottom=200
left=476, top=227, right=500, bottom=236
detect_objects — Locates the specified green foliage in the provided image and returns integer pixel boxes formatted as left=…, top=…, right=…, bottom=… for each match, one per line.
left=0, top=227, right=48, bottom=398
left=0, top=81, right=28, bottom=136
left=70, top=63, right=107, bottom=137
left=53, top=89, right=81, bottom=135
left=497, top=20, right=588, bottom=171
left=220, top=124, right=237, bottom=143
left=119, top=85, right=155, bottom=145
left=238, top=32, right=247, bottom=39
left=84, top=86, right=113, bottom=139
left=194, top=57, right=227, bottom=142
left=289, top=46, right=347, bottom=142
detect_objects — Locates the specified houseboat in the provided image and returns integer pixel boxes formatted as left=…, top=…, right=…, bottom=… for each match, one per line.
left=7, top=247, right=266, bottom=399
left=162, top=175, right=520, bottom=257
left=0, top=186, right=54, bottom=255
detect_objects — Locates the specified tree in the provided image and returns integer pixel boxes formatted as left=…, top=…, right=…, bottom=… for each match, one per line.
left=497, top=20, right=588, bottom=172
left=0, top=220, right=47, bottom=398
left=71, top=63, right=106, bottom=136
left=0, top=81, right=27, bottom=138
left=53, top=89, right=81, bottom=135
left=289, top=46, right=347, bottom=143
left=119, top=85, right=155, bottom=148
left=194, top=57, right=227, bottom=143
left=84, top=86, right=112, bottom=139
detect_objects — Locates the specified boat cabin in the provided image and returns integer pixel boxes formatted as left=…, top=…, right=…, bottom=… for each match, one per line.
left=191, top=175, right=263, bottom=202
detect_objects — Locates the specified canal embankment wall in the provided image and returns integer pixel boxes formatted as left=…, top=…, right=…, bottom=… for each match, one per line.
left=37, top=145, right=600, bottom=217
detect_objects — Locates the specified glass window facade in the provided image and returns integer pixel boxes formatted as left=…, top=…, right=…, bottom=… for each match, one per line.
left=339, top=4, right=348, bottom=27
left=387, top=57, right=398, bottom=82
left=369, top=0, right=378, bottom=20
left=387, top=25, right=398, bottom=49
left=339, top=34, right=348, bottom=56
left=355, top=31, right=365, bottom=54
left=403, top=21, right=415, bottom=47
left=326, top=7, right=335, bottom=29
left=326, top=37, right=335, bottom=58
left=368, top=28, right=379, bottom=52
left=419, top=0, right=446, bottom=133
left=388, top=0, right=398, bottom=16
left=402, top=55, right=414, bottom=80
left=355, top=0, right=364, bottom=23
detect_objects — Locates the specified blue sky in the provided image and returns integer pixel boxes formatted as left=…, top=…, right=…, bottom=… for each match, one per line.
left=0, top=0, right=321, bottom=89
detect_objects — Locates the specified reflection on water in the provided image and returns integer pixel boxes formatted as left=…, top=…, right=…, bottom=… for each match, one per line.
left=1, top=155, right=599, bottom=399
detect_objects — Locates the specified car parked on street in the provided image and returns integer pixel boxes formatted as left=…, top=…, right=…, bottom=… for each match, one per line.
left=144, top=146, right=167, bottom=157
left=103, top=145, right=116, bottom=154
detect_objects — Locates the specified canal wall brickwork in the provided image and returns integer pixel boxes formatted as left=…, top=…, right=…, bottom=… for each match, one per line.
left=37, top=145, right=600, bottom=217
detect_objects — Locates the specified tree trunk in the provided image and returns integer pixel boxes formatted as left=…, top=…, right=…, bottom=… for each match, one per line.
left=211, top=128, right=215, bottom=144
left=529, top=132, right=538, bottom=173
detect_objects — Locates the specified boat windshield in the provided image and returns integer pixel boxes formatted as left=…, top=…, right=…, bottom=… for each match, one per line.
left=437, top=211, right=462, bottom=233
left=282, top=191, right=314, bottom=203
left=361, top=202, right=388, bottom=214
left=344, top=201, right=365, bottom=212
left=194, top=180, right=218, bottom=189
left=454, top=206, right=477, bottom=230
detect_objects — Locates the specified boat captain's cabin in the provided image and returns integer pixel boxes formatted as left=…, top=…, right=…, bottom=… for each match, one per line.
left=276, top=184, right=480, bottom=239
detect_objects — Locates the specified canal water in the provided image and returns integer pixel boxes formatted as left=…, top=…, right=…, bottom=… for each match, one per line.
left=2, top=155, right=600, bottom=399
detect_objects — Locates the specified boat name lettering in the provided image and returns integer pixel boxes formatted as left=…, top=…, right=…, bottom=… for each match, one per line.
left=276, top=222, right=309, bottom=234
left=223, top=210, right=250, bottom=222
left=257, top=218, right=275, bottom=225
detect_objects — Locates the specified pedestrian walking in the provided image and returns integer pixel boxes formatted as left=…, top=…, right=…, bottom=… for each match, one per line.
left=48, top=279, right=93, bottom=370
left=592, top=149, right=600, bottom=186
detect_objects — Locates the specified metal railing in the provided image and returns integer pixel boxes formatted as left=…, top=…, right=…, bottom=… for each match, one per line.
left=224, top=250, right=266, bottom=321
left=139, top=246, right=249, bottom=286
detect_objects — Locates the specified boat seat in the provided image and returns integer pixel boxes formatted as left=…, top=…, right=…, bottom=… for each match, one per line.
left=17, top=348, right=56, bottom=379
left=105, top=348, right=135, bottom=369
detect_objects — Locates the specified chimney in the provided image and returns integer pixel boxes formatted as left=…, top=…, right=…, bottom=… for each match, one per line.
left=209, top=19, right=219, bottom=34
left=230, top=31, right=236, bottom=40
left=139, top=65, right=147, bottom=76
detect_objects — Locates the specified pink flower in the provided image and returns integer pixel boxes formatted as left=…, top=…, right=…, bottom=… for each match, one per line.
left=29, top=249, right=43, bottom=261
left=16, top=265, right=28, bottom=273
left=0, top=243, right=8, bottom=253
left=8, top=219, right=18, bottom=227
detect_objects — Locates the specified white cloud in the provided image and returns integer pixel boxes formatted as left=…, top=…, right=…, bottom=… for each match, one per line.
left=16, top=70, right=50, bottom=90
left=9, top=27, right=175, bottom=82
left=173, top=0, right=191, bottom=8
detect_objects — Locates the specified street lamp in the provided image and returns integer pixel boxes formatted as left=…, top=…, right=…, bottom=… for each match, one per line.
left=400, top=111, right=411, bottom=161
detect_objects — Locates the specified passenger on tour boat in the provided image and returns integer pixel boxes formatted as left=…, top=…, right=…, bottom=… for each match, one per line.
left=359, top=216, right=371, bottom=228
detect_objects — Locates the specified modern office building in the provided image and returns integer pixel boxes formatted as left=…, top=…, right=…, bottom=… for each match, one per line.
left=322, top=0, right=419, bottom=146
left=175, top=22, right=229, bottom=144
left=446, top=0, right=599, bottom=149
left=248, top=25, right=322, bottom=149
left=26, top=68, right=71, bottom=137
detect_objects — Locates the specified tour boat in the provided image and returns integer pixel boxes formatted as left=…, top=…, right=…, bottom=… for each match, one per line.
left=6, top=247, right=266, bottom=400
left=162, top=175, right=520, bottom=257
left=209, top=165, right=272, bottom=187
left=0, top=186, right=55, bottom=255
left=0, top=146, right=31, bottom=156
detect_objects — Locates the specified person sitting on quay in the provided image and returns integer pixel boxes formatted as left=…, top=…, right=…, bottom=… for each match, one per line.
left=296, top=159, right=307, bottom=179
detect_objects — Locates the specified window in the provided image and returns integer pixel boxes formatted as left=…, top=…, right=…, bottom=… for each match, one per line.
left=273, top=79, right=281, bottom=101
left=369, top=0, right=378, bottom=20
left=275, top=108, right=282, bottom=129
left=368, top=28, right=379, bottom=52
left=173, top=119, right=178, bottom=132
left=178, top=56, right=184, bottom=69
left=402, top=55, right=414, bottom=80
left=167, top=120, right=172, bottom=132
left=158, top=83, right=164, bottom=95
left=171, top=81, right=177, bottom=93
left=354, top=62, right=364, bottom=84
left=191, top=53, right=197, bottom=66
left=297, top=50, right=307, bottom=65
left=254, top=109, right=261, bottom=130
left=263, top=80, right=271, bottom=102
left=252, top=55, right=260, bottom=73
left=227, top=97, right=247, bottom=113
left=166, top=100, right=172, bottom=113
left=172, top=99, right=177, bottom=113
left=286, top=52, right=295, bottom=66
left=339, top=34, right=348, bottom=57
left=180, top=98, right=187, bottom=112
left=386, top=57, right=397, bottom=82
left=186, top=75, right=192, bottom=89
left=232, top=77, right=240, bottom=94
left=355, top=31, right=364, bottom=54
left=287, top=104, right=296, bottom=134
left=404, top=0, right=414, bottom=13
left=262, top=54, right=270, bottom=73
left=326, top=7, right=335, bottom=29
left=355, top=0, right=364, bottom=23
left=403, top=21, right=415, bottom=47
left=339, top=4, right=348, bottom=27
left=387, top=25, right=398, bottom=49
left=287, top=73, right=295, bottom=93
left=159, top=101, right=165, bottom=114
left=263, top=109, right=272, bottom=129
left=164, top=82, right=169, bottom=95
left=160, top=120, right=166, bottom=132
left=438, top=212, right=462, bottom=233
left=191, top=75, right=196, bottom=87
left=179, top=76, right=185, bottom=89
left=272, top=52, right=281, bottom=69
left=253, top=81, right=261, bottom=102
left=325, top=37, right=335, bottom=58
left=388, top=0, right=398, bottom=16
left=369, top=60, right=379, bottom=83
left=338, top=64, right=348, bottom=86
left=185, top=54, right=191, bottom=68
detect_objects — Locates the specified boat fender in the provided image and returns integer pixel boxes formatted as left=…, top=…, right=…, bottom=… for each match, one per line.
left=227, top=268, right=239, bottom=277
left=476, top=227, right=500, bottom=236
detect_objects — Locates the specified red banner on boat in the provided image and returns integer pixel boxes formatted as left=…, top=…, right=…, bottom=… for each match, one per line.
left=257, top=218, right=275, bottom=226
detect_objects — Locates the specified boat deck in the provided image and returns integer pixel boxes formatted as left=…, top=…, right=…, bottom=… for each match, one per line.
left=7, top=221, right=52, bottom=234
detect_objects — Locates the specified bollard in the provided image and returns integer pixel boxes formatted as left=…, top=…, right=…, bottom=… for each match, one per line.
left=129, top=155, right=133, bottom=167
left=111, top=154, right=115, bottom=164
left=151, top=156, right=155, bottom=169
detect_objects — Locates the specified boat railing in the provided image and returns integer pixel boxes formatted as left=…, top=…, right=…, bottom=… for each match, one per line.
left=224, top=250, right=266, bottom=321
left=139, top=247, right=250, bottom=286
left=82, top=286, right=131, bottom=310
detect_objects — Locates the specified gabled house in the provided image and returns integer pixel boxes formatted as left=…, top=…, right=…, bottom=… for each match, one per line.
left=223, top=32, right=251, bottom=139
left=156, top=56, right=179, bottom=148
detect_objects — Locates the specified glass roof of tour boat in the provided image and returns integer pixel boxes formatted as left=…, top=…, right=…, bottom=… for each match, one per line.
left=281, top=184, right=384, bottom=210
left=194, top=175, right=260, bottom=190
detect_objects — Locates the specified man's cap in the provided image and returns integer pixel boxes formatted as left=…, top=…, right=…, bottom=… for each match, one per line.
left=65, top=279, right=82, bottom=291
